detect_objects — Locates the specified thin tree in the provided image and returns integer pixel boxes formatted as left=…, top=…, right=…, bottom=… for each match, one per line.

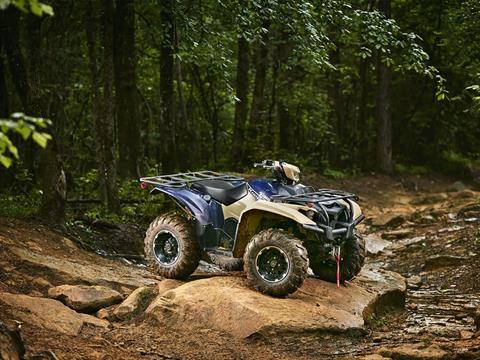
left=86, top=0, right=120, bottom=213
left=247, top=23, right=269, bottom=161
left=114, top=0, right=141, bottom=178
left=232, top=36, right=249, bottom=165
left=159, top=0, right=176, bottom=173
left=377, top=0, right=393, bottom=173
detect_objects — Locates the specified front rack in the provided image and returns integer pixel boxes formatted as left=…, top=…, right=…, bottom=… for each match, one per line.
left=140, top=171, right=244, bottom=188
left=271, top=189, right=358, bottom=204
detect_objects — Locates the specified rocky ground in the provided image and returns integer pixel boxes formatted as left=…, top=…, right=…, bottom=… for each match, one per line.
left=1, top=174, right=480, bottom=359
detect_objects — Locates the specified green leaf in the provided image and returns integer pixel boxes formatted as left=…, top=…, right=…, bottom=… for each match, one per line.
left=0, top=0, right=11, bottom=10
left=29, top=0, right=42, bottom=16
left=40, top=3, right=53, bottom=16
left=32, top=132, right=49, bottom=148
left=0, top=155, right=12, bottom=168
left=15, top=125, right=32, bottom=140
left=7, top=142, right=19, bottom=159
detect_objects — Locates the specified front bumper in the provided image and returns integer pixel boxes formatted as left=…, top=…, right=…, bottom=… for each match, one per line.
left=302, top=214, right=365, bottom=241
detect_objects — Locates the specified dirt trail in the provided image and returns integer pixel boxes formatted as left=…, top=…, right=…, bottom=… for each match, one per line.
left=1, top=174, right=480, bottom=359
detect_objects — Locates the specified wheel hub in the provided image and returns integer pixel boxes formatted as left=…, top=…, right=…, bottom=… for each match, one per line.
left=153, top=230, right=179, bottom=265
left=255, top=246, right=290, bottom=283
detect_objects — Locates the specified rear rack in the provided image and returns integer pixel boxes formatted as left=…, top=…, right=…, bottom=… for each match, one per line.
left=271, top=189, right=358, bottom=204
left=140, top=171, right=244, bottom=188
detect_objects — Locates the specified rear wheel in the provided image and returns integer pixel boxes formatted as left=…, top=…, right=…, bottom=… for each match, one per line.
left=310, top=233, right=365, bottom=283
left=243, top=229, right=309, bottom=297
left=144, top=213, right=200, bottom=279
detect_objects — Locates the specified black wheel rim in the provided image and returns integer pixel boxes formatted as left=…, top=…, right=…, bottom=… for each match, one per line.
left=153, top=230, right=179, bottom=265
left=255, top=246, right=290, bottom=283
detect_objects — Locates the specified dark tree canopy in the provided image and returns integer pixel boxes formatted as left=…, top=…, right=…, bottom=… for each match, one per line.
left=1, top=0, right=479, bottom=219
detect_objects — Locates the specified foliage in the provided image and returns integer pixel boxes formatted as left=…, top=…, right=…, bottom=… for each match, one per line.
left=323, top=168, right=347, bottom=180
left=0, top=0, right=53, bottom=15
left=0, top=192, right=42, bottom=218
left=1, top=0, right=480, bottom=220
left=0, top=113, right=52, bottom=168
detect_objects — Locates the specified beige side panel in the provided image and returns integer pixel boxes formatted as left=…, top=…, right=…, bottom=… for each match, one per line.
left=222, top=192, right=257, bottom=220
left=239, top=200, right=316, bottom=225
left=232, top=202, right=315, bottom=258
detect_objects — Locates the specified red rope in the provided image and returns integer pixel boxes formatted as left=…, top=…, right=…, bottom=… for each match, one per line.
left=336, top=255, right=341, bottom=288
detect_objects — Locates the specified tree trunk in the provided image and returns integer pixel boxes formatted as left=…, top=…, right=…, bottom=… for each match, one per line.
left=38, top=140, right=66, bottom=223
left=114, top=0, right=141, bottom=178
left=377, top=0, right=393, bottom=174
left=25, top=7, right=67, bottom=223
left=174, top=22, right=190, bottom=171
left=86, top=0, right=120, bottom=213
left=0, top=8, right=29, bottom=109
left=275, top=30, right=295, bottom=153
left=159, top=0, right=176, bottom=172
left=248, top=25, right=269, bottom=151
left=102, top=0, right=121, bottom=212
left=0, top=37, right=8, bottom=117
left=232, top=36, right=249, bottom=166
left=358, top=58, right=369, bottom=170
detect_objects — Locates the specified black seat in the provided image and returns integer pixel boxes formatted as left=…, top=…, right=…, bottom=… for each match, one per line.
left=191, top=180, right=248, bottom=205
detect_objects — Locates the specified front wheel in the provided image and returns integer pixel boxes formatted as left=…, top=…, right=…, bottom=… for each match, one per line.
left=144, top=213, right=200, bottom=279
left=310, top=233, right=365, bottom=283
left=243, top=229, right=309, bottom=297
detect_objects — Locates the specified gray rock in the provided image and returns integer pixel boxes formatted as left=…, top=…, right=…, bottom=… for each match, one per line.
left=147, top=265, right=405, bottom=339
left=371, top=214, right=406, bottom=228
left=410, top=193, right=448, bottom=205
left=424, top=255, right=468, bottom=271
left=381, top=229, right=414, bottom=240
left=475, top=306, right=480, bottom=330
left=0, top=293, right=109, bottom=335
left=419, top=215, right=436, bottom=224
left=48, top=285, right=123, bottom=313
left=0, top=321, right=25, bottom=360
left=96, top=307, right=115, bottom=321
left=447, top=181, right=467, bottom=192
left=407, top=275, right=422, bottom=289
left=379, top=344, right=448, bottom=360
left=365, top=234, right=392, bottom=255
left=358, top=355, right=391, bottom=360
left=458, top=203, right=480, bottom=218
left=10, top=246, right=158, bottom=290
left=113, top=286, right=157, bottom=321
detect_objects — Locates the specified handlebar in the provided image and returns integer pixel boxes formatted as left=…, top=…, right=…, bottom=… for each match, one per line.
left=253, top=159, right=278, bottom=169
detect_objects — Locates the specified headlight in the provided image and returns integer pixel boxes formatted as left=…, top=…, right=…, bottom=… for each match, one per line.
left=292, top=169, right=300, bottom=182
left=306, top=210, right=315, bottom=219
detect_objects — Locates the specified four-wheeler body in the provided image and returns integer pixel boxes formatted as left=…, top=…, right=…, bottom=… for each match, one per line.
left=140, top=160, right=365, bottom=297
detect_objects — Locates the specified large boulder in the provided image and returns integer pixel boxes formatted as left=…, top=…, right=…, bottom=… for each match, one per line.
left=10, top=246, right=157, bottom=290
left=48, top=285, right=123, bottom=313
left=0, top=293, right=109, bottom=336
left=147, top=265, right=405, bottom=339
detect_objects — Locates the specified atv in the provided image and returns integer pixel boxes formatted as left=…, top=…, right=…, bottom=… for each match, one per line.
left=140, top=160, right=365, bottom=297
